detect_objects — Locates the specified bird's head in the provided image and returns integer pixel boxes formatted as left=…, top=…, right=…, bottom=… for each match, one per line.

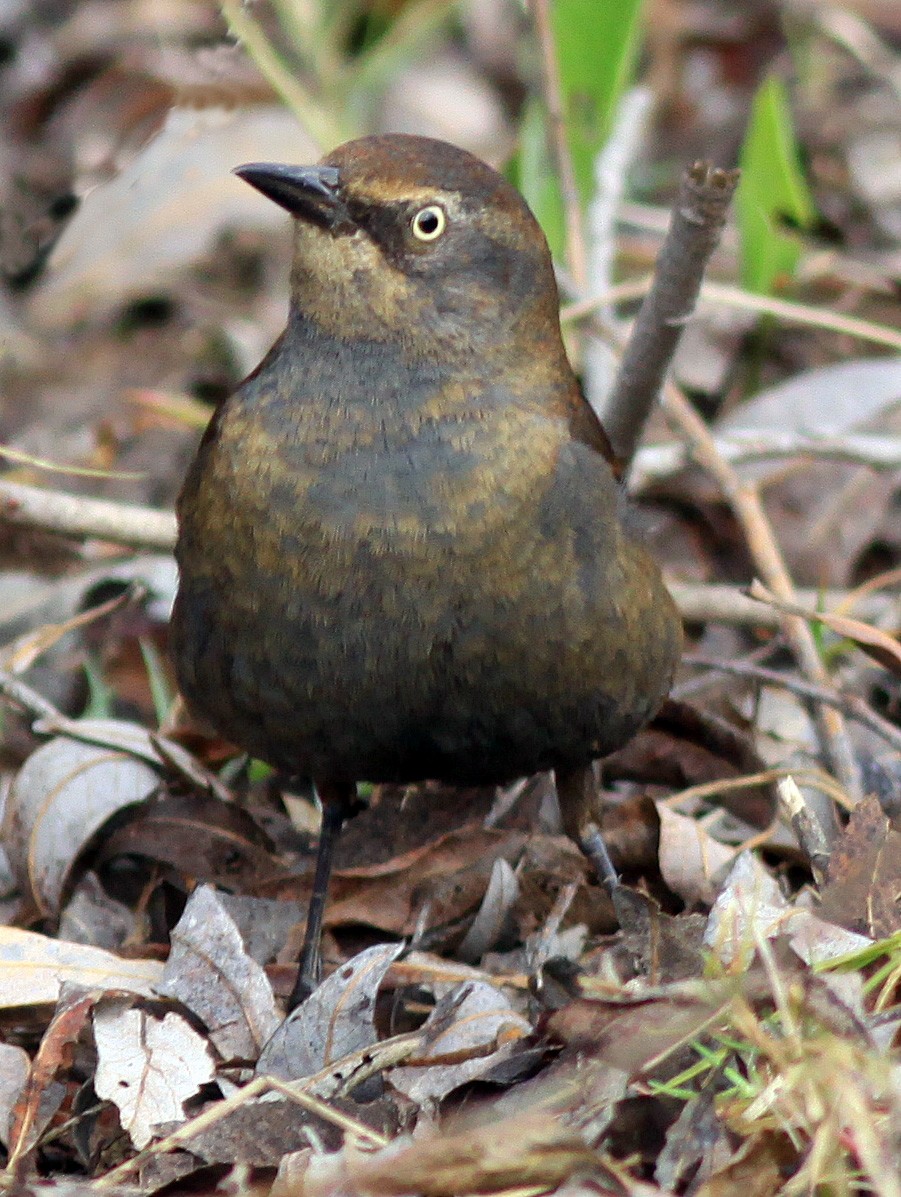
left=235, top=134, right=563, bottom=363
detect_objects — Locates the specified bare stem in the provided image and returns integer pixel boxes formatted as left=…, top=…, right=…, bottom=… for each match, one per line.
left=604, top=162, right=739, bottom=468
left=530, top=0, right=587, bottom=290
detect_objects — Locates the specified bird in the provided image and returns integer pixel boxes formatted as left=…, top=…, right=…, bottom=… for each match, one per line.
left=170, top=134, right=683, bottom=1009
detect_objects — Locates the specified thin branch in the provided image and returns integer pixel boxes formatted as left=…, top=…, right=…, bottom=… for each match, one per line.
left=683, top=654, right=901, bottom=756
left=561, top=275, right=651, bottom=320
left=662, top=381, right=865, bottom=801
left=220, top=0, right=343, bottom=149
left=0, top=479, right=176, bottom=548
left=660, top=765, right=850, bottom=815
left=604, top=162, right=739, bottom=469
left=0, top=668, right=61, bottom=723
left=700, top=281, right=901, bottom=352
left=778, top=775, right=831, bottom=884
left=814, top=7, right=901, bottom=100
left=631, top=431, right=901, bottom=488
left=530, top=0, right=587, bottom=290
left=669, top=582, right=899, bottom=632
left=560, top=276, right=901, bottom=353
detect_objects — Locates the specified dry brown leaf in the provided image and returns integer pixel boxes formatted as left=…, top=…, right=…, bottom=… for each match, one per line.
left=257, top=942, right=403, bottom=1082
left=303, top=1112, right=597, bottom=1197
left=388, top=980, right=532, bottom=1104
left=818, top=795, right=901, bottom=938
left=656, top=803, right=736, bottom=906
left=703, top=852, right=789, bottom=966
left=97, top=790, right=280, bottom=893
left=156, top=884, right=280, bottom=1062
left=693, top=1130, right=796, bottom=1197
left=93, top=997, right=215, bottom=1148
left=0, top=1043, right=30, bottom=1150
left=0, top=927, right=162, bottom=1010
left=548, top=978, right=733, bottom=1075
left=326, top=827, right=527, bottom=935
left=28, top=105, right=315, bottom=328
left=3, top=727, right=161, bottom=914
left=6, top=991, right=97, bottom=1167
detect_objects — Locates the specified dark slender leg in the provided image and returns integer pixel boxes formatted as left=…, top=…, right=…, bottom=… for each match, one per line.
left=288, top=780, right=355, bottom=1010
left=577, top=820, right=620, bottom=895
left=555, top=764, right=621, bottom=893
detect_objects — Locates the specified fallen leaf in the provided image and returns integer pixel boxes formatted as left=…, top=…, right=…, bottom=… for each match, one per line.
left=98, top=790, right=280, bottom=893
left=388, top=980, right=532, bottom=1104
left=703, top=851, right=789, bottom=966
left=6, top=990, right=98, bottom=1167
left=0, top=926, right=162, bottom=1008
left=326, top=827, right=527, bottom=936
left=0, top=1043, right=30, bottom=1149
left=28, top=105, right=315, bottom=328
left=656, top=803, right=736, bottom=906
left=818, top=796, right=901, bottom=938
left=257, top=942, right=404, bottom=1081
left=93, top=998, right=215, bottom=1148
left=3, top=727, right=161, bottom=914
left=156, top=884, right=280, bottom=1062
left=457, top=857, right=519, bottom=962
left=548, top=979, right=732, bottom=1076
left=302, top=1111, right=597, bottom=1197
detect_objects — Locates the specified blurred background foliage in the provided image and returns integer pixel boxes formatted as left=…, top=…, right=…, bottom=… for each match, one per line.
left=0, top=0, right=897, bottom=513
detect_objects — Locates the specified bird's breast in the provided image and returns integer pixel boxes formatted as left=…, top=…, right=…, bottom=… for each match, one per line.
left=198, top=375, right=566, bottom=565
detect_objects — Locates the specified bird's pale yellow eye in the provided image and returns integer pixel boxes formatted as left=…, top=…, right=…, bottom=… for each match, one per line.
left=411, top=204, right=446, bottom=242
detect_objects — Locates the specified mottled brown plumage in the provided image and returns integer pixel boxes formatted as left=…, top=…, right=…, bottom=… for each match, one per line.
left=171, top=134, right=682, bottom=1005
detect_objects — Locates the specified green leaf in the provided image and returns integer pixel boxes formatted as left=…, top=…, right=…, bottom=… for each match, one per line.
left=139, top=637, right=176, bottom=727
left=516, top=0, right=645, bottom=258
left=736, top=74, right=818, bottom=295
left=82, top=655, right=115, bottom=720
left=552, top=0, right=645, bottom=202
left=518, top=96, right=566, bottom=257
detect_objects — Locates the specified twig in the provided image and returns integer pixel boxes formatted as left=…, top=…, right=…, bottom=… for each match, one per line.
left=604, top=162, right=739, bottom=468
left=532, top=880, right=579, bottom=965
left=0, top=667, right=231, bottom=800
left=683, top=654, right=901, bottom=755
left=0, top=478, right=176, bottom=548
left=0, top=668, right=61, bottom=723
left=560, top=275, right=651, bottom=320
left=219, top=0, right=341, bottom=149
left=814, top=7, right=901, bottom=100
left=778, top=775, right=831, bottom=884
left=561, top=276, right=901, bottom=353
left=631, top=431, right=901, bottom=489
left=699, top=281, right=901, bottom=352
left=665, top=390, right=866, bottom=804
left=662, top=382, right=865, bottom=802
left=669, top=582, right=898, bottom=632
left=530, top=0, right=587, bottom=290
left=93, top=1073, right=387, bottom=1188
left=662, top=766, right=850, bottom=814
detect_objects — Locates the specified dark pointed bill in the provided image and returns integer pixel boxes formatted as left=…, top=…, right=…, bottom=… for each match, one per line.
left=234, top=163, right=351, bottom=231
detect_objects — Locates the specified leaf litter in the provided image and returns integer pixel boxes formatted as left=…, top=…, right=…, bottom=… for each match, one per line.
left=0, top=2, right=899, bottom=1194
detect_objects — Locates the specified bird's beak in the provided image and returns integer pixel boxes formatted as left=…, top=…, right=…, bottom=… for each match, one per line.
left=233, top=162, right=351, bottom=232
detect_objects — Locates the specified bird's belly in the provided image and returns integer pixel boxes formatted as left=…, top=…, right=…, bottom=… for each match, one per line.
left=172, top=517, right=676, bottom=786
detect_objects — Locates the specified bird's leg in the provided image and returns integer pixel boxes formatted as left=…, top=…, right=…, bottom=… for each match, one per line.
left=554, top=764, right=620, bottom=895
left=289, top=778, right=356, bottom=1009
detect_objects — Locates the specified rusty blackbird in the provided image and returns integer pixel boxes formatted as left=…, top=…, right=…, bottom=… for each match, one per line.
left=171, top=134, right=683, bottom=1007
